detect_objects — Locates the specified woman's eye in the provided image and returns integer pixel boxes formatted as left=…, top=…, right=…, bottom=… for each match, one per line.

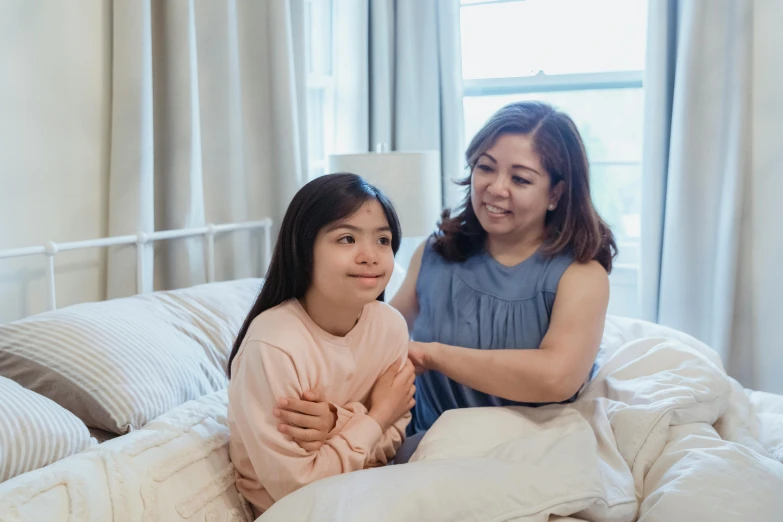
left=337, top=236, right=355, bottom=244
left=476, top=164, right=493, bottom=173
left=512, top=176, right=530, bottom=185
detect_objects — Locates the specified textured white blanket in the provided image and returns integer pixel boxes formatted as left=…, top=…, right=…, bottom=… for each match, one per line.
left=261, top=317, right=783, bottom=522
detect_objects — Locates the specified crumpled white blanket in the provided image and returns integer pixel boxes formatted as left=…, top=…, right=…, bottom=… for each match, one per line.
left=260, top=316, right=783, bottom=522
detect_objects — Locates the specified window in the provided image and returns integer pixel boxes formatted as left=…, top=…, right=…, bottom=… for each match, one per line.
left=305, top=0, right=335, bottom=180
left=460, top=0, right=648, bottom=317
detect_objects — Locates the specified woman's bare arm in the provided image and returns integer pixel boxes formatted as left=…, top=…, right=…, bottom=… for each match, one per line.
left=409, top=261, right=609, bottom=403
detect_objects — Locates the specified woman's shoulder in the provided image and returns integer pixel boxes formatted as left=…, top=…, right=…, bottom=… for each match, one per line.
left=533, top=248, right=577, bottom=292
left=414, top=234, right=454, bottom=277
left=559, top=259, right=608, bottom=287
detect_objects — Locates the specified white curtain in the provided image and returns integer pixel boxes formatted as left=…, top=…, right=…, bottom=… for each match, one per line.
left=107, top=0, right=308, bottom=297
left=640, top=0, right=783, bottom=393
left=332, top=0, right=465, bottom=209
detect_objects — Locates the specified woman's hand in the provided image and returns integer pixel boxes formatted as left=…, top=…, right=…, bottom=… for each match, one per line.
left=368, top=359, right=416, bottom=431
left=407, top=341, right=434, bottom=375
left=274, top=389, right=336, bottom=452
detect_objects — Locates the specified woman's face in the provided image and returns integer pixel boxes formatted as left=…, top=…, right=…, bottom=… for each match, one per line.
left=471, top=133, right=563, bottom=242
left=309, top=200, right=395, bottom=307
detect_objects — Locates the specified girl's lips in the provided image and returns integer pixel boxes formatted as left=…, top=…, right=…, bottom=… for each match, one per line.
left=349, top=274, right=384, bottom=287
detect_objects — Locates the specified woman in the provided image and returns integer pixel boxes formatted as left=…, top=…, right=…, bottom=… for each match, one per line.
left=390, top=101, right=615, bottom=460
left=275, top=101, right=615, bottom=463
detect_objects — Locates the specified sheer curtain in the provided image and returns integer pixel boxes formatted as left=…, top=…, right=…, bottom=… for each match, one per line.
left=107, top=0, right=308, bottom=297
left=640, top=0, right=783, bottom=393
left=331, top=0, right=465, bottom=209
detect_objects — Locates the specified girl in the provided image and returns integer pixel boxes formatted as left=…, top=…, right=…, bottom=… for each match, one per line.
left=227, top=173, right=415, bottom=516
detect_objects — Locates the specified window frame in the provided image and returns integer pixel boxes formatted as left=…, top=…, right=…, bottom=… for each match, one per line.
left=459, top=0, right=645, bottom=314
left=462, top=72, right=645, bottom=274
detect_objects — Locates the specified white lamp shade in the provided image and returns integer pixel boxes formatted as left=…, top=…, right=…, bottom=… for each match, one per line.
left=327, top=151, right=442, bottom=238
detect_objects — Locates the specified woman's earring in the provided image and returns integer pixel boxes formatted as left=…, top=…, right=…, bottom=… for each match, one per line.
left=548, top=204, right=555, bottom=211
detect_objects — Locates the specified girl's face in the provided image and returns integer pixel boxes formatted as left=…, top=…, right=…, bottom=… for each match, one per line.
left=309, top=200, right=395, bottom=308
left=470, top=133, right=563, bottom=242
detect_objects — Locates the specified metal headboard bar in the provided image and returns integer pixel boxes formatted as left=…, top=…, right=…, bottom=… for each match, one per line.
left=0, top=219, right=273, bottom=312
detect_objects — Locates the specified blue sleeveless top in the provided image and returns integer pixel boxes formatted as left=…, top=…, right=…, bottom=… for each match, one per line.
left=409, top=237, right=581, bottom=434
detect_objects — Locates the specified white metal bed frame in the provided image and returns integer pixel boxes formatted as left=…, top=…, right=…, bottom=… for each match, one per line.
left=0, top=219, right=273, bottom=312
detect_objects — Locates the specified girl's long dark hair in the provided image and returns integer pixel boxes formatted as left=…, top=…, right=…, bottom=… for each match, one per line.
left=435, top=101, right=617, bottom=273
left=227, top=173, right=401, bottom=377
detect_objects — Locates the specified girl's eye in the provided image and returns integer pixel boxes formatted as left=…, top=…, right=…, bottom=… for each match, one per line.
left=337, top=236, right=355, bottom=244
left=378, top=236, right=391, bottom=246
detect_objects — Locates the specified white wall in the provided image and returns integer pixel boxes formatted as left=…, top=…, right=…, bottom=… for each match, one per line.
left=0, top=0, right=111, bottom=323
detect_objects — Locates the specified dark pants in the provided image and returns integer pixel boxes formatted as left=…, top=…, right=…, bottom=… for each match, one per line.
left=393, top=430, right=427, bottom=464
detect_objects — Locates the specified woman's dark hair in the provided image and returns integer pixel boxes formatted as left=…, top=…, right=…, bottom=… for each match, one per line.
left=435, top=101, right=617, bottom=272
left=227, top=173, right=401, bottom=377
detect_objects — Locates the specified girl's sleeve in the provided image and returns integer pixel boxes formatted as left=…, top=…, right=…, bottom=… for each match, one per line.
left=328, top=402, right=410, bottom=466
left=366, top=334, right=411, bottom=465
left=328, top=332, right=412, bottom=466
left=230, top=340, right=384, bottom=502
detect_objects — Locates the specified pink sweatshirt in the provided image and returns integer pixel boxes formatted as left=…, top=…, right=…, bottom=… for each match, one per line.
left=227, top=298, right=410, bottom=515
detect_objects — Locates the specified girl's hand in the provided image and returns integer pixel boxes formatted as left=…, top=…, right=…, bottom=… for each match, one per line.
left=368, top=359, right=416, bottom=431
left=408, top=341, right=433, bottom=375
left=274, top=389, right=337, bottom=452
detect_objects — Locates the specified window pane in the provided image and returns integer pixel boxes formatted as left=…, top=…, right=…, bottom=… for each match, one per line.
left=463, top=88, right=644, bottom=163
left=591, top=162, right=642, bottom=242
left=460, top=0, right=648, bottom=79
left=306, top=0, right=333, bottom=75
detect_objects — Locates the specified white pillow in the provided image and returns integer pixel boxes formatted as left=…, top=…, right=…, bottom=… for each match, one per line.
left=0, top=376, right=96, bottom=482
left=261, top=406, right=637, bottom=521
left=0, top=279, right=261, bottom=434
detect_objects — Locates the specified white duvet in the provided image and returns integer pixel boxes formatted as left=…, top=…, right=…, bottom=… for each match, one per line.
left=260, top=316, right=783, bottom=522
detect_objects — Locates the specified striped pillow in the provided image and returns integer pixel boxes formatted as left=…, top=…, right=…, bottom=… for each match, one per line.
left=0, top=376, right=96, bottom=482
left=0, top=278, right=261, bottom=434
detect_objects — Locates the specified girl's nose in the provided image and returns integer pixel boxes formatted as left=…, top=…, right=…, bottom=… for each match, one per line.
left=355, top=241, right=378, bottom=264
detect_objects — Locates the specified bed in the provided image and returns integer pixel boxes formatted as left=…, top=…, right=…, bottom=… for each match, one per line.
left=0, top=223, right=269, bottom=522
left=0, top=223, right=781, bottom=522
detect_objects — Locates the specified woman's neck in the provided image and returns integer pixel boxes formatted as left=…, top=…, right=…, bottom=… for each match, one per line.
left=299, top=291, right=364, bottom=337
left=486, top=228, right=544, bottom=267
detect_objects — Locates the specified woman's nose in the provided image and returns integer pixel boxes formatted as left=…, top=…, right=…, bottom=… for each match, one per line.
left=486, top=175, right=509, bottom=197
